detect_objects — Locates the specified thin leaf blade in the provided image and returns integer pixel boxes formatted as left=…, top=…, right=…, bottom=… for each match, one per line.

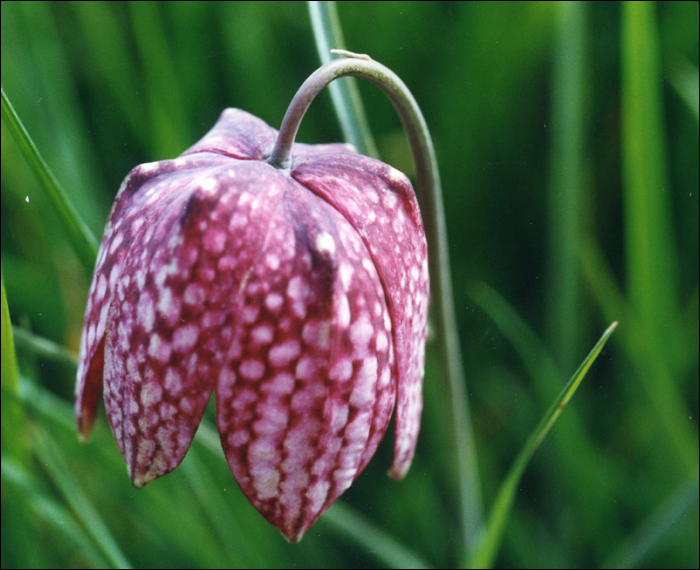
left=1, top=88, right=98, bottom=275
left=465, top=322, right=618, bottom=569
left=1, top=274, right=25, bottom=460
left=308, top=0, right=378, bottom=158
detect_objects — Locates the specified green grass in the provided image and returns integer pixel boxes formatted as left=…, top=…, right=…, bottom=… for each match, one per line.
left=2, top=2, right=698, bottom=568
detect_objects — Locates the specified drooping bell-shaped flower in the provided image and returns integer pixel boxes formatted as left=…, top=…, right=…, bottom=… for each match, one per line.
left=75, top=104, right=429, bottom=542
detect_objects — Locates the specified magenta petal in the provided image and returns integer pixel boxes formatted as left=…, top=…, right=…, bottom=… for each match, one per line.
left=102, top=168, right=223, bottom=485
left=292, top=153, right=429, bottom=478
left=76, top=152, right=233, bottom=443
left=183, top=108, right=356, bottom=162
left=183, top=108, right=278, bottom=160
left=216, top=179, right=395, bottom=542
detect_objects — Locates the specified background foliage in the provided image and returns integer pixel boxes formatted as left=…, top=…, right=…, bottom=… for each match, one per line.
left=2, top=2, right=698, bottom=568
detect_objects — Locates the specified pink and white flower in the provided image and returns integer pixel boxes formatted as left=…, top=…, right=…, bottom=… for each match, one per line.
left=75, top=108, right=428, bottom=542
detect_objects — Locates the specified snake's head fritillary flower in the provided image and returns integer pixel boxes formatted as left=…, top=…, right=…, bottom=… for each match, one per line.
left=75, top=107, right=428, bottom=542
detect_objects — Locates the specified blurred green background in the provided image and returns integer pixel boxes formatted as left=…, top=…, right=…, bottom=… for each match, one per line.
left=1, top=1, right=698, bottom=568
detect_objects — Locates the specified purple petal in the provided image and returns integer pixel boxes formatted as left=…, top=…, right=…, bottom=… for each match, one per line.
left=76, top=153, right=227, bottom=439
left=183, top=109, right=277, bottom=160
left=215, top=174, right=394, bottom=542
left=292, top=153, right=429, bottom=479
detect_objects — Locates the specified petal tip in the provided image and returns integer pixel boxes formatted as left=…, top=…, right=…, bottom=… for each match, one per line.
left=129, top=469, right=150, bottom=489
left=76, top=407, right=96, bottom=443
left=387, top=464, right=409, bottom=481
left=282, top=531, right=304, bottom=544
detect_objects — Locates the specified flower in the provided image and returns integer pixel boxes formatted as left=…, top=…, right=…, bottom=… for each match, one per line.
left=75, top=108, right=429, bottom=542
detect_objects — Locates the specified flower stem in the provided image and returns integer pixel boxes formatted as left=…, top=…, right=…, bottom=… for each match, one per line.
left=268, top=53, right=484, bottom=552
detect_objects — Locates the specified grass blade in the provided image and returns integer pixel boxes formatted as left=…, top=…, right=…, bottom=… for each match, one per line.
left=467, top=281, right=622, bottom=521
left=1, top=457, right=110, bottom=568
left=2, top=339, right=130, bottom=569
left=308, top=1, right=378, bottom=158
left=1, top=274, right=25, bottom=460
left=1, top=88, right=98, bottom=276
left=69, top=1, right=150, bottom=150
left=603, top=472, right=699, bottom=569
left=668, top=58, right=699, bottom=123
left=546, top=0, right=587, bottom=371
left=622, top=1, right=679, bottom=351
left=579, top=239, right=698, bottom=470
left=322, top=502, right=432, bottom=570
left=128, top=1, right=190, bottom=158
left=33, top=425, right=132, bottom=569
left=468, top=281, right=561, bottom=385
left=12, top=325, right=78, bottom=369
left=180, top=445, right=269, bottom=569
left=465, top=322, right=618, bottom=569
left=620, top=13, right=697, bottom=469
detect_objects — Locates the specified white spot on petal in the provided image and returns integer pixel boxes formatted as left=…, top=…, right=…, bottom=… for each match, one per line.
left=251, top=324, right=274, bottom=345
left=379, top=366, right=391, bottom=388
left=173, top=324, right=199, bottom=352
left=336, top=294, right=350, bottom=328
left=148, top=334, right=171, bottom=363
left=383, top=191, right=398, bottom=209
left=263, top=372, right=295, bottom=395
left=287, top=276, right=308, bottom=318
left=350, top=356, right=378, bottom=407
left=139, top=161, right=159, bottom=173
left=229, top=429, right=250, bottom=447
left=218, top=256, right=237, bottom=271
left=268, top=340, right=301, bottom=367
left=230, top=212, right=247, bottom=229
left=96, top=275, right=108, bottom=300
left=265, top=253, right=280, bottom=270
left=164, top=368, right=183, bottom=396
left=242, top=304, right=260, bottom=324
left=141, top=381, right=163, bottom=406
left=339, top=263, right=354, bottom=291
left=183, top=283, right=206, bottom=306
left=158, top=287, right=181, bottom=324
left=265, top=292, right=284, bottom=313
left=350, top=314, right=374, bottom=355
left=240, top=359, right=265, bottom=381
left=376, top=330, right=388, bottom=352
left=200, top=178, right=217, bottom=193
left=253, top=467, right=280, bottom=500
left=180, top=397, right=195, bottom=415
left=203, top=227, right=227, bottom=254
left=315, top=232, right=335, bottom=254
left=329, top=358, right=352, bottom=382
left=294, top=356, right=316, bottom=381
left=137, top=294, right=156, bottom=333
left=306, top=480, right=330, bottom=512
left=302, top=319, right=330, bottom=350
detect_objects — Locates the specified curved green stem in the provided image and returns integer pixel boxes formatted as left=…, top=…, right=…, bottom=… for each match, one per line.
left=268, top=52, right=483, bottom=551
